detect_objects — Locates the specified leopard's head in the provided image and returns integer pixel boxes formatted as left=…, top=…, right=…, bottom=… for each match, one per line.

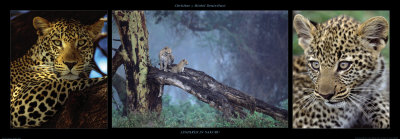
left=32, top=16, right=104, bottom=80
left=293, top=14, right=388, bottom=107
left=182, top=59, right=188, bottom=65
left=163, top=46, right=172, bottom=55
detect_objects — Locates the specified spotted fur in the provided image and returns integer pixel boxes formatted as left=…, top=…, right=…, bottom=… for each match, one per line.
left=10, top=16, right=106, bottom=128
left=292, top=14, right=389, bottom=128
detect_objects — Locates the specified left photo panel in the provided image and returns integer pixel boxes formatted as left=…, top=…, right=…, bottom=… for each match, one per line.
left=10, top=11, right=108, bottom=128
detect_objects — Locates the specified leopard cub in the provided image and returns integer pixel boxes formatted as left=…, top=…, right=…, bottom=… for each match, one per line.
left=292, top=14, right=389, bottom=128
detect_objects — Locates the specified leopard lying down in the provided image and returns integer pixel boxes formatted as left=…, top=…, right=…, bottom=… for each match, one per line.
left=10, top=16, right=107, bottom=128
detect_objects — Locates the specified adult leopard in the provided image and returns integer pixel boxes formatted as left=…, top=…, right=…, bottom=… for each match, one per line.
left=292, top=14, right=389, bottom=128
left=10, top=16, right=107, bottom=128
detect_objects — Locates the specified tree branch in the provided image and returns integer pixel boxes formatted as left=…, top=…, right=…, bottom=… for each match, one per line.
left=112, top=73, right=128, bottom=116
left=41, top=81, right=108, bottom=128
left=111, top=44, right=124, bottom=76
left=90, top=33, right=108, bottom=77
left=147, top=66, right=288, bottom=122
left=94, top=33, right=108, bottom=57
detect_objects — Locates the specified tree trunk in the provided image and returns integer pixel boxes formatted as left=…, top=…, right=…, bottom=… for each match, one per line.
left=112, top=10, right=162, bottom=114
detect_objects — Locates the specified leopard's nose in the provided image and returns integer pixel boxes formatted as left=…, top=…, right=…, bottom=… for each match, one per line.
left=64, top=62, right=77, bottom=70
left=319, top=93, right=334, bottom=100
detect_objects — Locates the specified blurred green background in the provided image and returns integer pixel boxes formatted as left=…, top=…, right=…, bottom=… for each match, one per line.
left=292, top=11, right=390, bottom=64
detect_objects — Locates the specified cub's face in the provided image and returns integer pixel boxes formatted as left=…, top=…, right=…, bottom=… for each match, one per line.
left=162, top=46, right=172, bottom=56
left=293, top=14, right=388, bottom=107
left=182, top=59, right=188, bottom=65
left=33, top=17, right=104, bottom=80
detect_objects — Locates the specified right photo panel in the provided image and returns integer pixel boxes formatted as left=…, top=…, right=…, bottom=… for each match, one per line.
left=292, top=11, right=390, bottom=128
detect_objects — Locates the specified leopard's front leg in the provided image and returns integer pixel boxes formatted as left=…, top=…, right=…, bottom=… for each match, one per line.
left=366, top=93, right=390, bottom=128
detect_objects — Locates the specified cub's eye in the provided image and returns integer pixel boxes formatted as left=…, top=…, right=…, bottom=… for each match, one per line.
left=52, top=40, right=62, bottom=46
left=77, top=40, right=87, bottom=47
left=310, top=61, right=320, bottom=70
left=338, top=61, right=352, bottom=71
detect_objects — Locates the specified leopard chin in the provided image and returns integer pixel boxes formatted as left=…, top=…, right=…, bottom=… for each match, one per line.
left=58, top=73, right=80, bottom=80
left=323, top=100, right=346, bottom=108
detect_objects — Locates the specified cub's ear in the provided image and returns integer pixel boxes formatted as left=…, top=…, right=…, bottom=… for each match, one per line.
left=358, top=16, right=389, bottom=52
left=33, top=16, right=51, bottom=36
left=293, top=14, right=316, bottom=50
left=88, top=19, right=105, bottom=38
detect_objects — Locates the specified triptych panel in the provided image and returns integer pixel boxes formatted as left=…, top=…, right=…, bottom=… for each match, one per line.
left=8, top=10, right=391, bottom=136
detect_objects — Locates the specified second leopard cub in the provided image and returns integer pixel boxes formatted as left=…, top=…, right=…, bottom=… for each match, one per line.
left=157, top=58, right=188, bottom=97
left=170, top=59, right=188, bottom=73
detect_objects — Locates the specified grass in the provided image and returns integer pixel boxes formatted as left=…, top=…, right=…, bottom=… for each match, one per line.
left=112, top=94, right=287, bottom=128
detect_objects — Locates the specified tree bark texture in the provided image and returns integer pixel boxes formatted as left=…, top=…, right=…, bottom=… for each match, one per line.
left=112, top=10, right=162, bottom=114
left=41, top=82, right=108, bottom=128
left=147, top=66, right=288, bottom=122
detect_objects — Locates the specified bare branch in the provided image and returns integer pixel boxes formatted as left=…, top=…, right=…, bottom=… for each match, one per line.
left=111, top=45, right=124, bottom=76
left=147, top=66, right=288, bottom=122
left=90, top=33, right=108, bottom=77
left=94, top=33, right=108, bottom=57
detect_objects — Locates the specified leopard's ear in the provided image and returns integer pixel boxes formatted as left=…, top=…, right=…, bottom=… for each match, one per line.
left=358, top=16, right=389, bottom=52
left=293, top=14, right=316, bottom=50
left=33, top=16, right=51, bottom=36
left=88, top=19, right=105, bottom=38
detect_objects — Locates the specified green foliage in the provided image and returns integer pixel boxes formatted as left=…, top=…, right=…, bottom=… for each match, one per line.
left=292, top=11, right=390, bottom=64
left=112, top=110, right=164, bottom=128
left=292, top=34, right=303, bottom=55
left=295, top=11, right=389, bottom=23
left=112, top=94, right=287, bottom=128
left=215, top=111, right=286, bottom=128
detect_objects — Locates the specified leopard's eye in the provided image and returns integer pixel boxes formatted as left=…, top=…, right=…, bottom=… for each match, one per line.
left=77, top=40, right=87, bottom=47
left=52, top=40, right=62, bottom=46
left=310, top=61, right=320, bottom=70
left=338, top=61, right=352, bottom=71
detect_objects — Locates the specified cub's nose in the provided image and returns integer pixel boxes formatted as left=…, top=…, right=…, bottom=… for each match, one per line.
left=319, top=93, right=334, bottom=100
left=64, top=62, right=77, bottom=70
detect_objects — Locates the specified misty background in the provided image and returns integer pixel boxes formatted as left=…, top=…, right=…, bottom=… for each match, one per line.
left=112, top=11, right=288, bottom=110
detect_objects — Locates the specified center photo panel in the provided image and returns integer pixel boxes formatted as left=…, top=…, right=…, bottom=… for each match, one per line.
left=111, top=10, right=289, bottom=128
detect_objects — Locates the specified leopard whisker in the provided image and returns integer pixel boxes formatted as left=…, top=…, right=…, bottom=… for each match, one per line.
left=349, top=94, right=374, bottom=113
left=349, top=93, right=373, bottom=102
left=351, top=89, right=382, bottom=92
left=351, top=95, right=376, bottom=114
left=350, top=88, right=383, bottom=93
left=295, top=93, right=312, bottom=104
left=352, top=84, right=381, bottom=89
left=347, top=96, right=369, bottom=120
left=299, top=94, right=315, bottom=112
left=354, top=84, right=380, bottom=87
